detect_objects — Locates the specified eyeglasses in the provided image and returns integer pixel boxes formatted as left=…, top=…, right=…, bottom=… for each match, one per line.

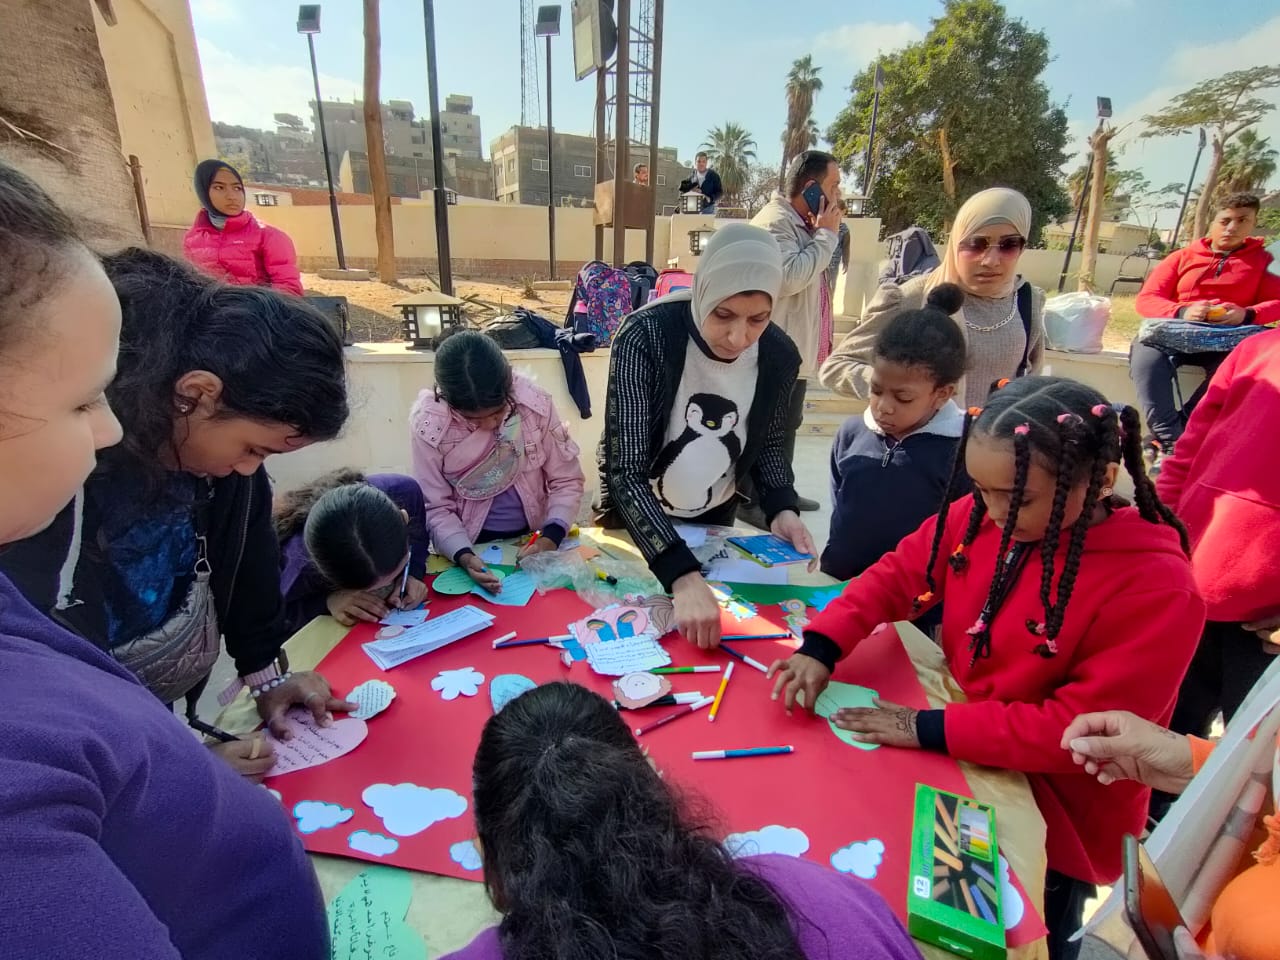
left=957, top=236, right=1027, bottom=255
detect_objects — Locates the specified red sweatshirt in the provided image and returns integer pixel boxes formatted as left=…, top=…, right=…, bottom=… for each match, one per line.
left=1157, top=329, right=1280, bottom=623
left=805, top=498, right=1204, bottom=884
left=1135, top=237, right=1280, bottom=324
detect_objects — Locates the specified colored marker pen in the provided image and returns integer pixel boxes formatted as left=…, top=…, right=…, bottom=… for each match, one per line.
left=691, top=745, right=795, bottom=760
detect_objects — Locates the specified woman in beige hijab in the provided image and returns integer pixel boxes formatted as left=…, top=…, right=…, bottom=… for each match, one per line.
left=819, top=187, right=1046, bottom=408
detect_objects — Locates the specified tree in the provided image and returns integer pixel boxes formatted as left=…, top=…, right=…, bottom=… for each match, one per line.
left=1078, top=122, right=1121, bottom=292
left=363, top=0, right=396, bottom=282
left=780, top=55, right=823, bottom=187
left=826, top=0, right=1070, bottom=245
left=1216, top=129, right=1277, bottom=199
left=0, top=0, right=142, bottom=248
left=1140, top=65, right=1280, bottom=240
left=742, top=163, right=782, bottom=214
left=701, top=123, right=757, bottom=203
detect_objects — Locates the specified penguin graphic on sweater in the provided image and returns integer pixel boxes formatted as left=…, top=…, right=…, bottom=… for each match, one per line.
left=651, top=393, right=741, bottom=512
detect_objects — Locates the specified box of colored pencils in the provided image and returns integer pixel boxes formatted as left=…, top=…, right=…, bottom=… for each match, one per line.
left=906, top=784, right=1005, bottom=960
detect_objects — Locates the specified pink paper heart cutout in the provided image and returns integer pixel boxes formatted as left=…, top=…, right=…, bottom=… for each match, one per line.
left=266, top=709, right=369, bottom=776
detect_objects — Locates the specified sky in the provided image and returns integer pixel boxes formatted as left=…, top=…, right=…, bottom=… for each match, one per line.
left=190, top=0, right=1280, bottom=229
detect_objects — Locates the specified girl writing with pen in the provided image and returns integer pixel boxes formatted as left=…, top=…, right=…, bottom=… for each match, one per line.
left=410, top=330, right=586, bottom=593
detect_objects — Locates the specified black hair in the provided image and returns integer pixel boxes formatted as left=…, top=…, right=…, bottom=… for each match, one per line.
left=434, top=328, right=513, bottom=412
left=99, top=247, right=349, bottom=491
left=695, top=151, right=709, bottom=161
left=784, top=150, right=837, bottom=198
left=0, top=161, right=88, bottom=354
left=873, top=283, right=968, bottom=387
left=274, top=467, right=364, bottom=541
left=633, top=161, right=647, bottom=175
left=914, top=376, right=1189, bottom=655
left=193, top=159, right=243, bottom=216
left=1218, top=192, right=1260, bottom=214
left=473, top=682, right=809, bottom=960
left=296, top=476, right=409, bottom=589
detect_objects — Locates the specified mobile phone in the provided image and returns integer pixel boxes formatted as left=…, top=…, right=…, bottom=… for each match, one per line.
left=802, top=181, right=825, bottom=217
left=1122, top=834, right=1185, bottom=960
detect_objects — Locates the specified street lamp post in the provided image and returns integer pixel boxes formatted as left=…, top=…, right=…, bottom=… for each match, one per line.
left=422, top=0, right=453, bottom=295
left=297, top=5, right=346, bottom=270
left=536, top=6, right=561, bottom=280
left=1171, top=127, right=1207, bottom=251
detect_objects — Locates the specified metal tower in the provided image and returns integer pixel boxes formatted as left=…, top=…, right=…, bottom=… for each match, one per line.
left=519, top=0, right=541, bottom=127
left=604, top=0, right=655, bottom=171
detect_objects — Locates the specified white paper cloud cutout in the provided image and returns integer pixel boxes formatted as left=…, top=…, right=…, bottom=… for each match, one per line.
left=450, top=839, right=483, bottom=871
left=1000, top=854, right=1024, bottom=930
left=831, top=838, right=886, bottom=879
left=431, top=666, right=486, bottom=701
left=348, top=830, right=400, bottom=857
left=362, top=782, right=469, bottom=836
left=292, top=800, right=354, bottom=834
left=724, top=825, right=810, bottom=858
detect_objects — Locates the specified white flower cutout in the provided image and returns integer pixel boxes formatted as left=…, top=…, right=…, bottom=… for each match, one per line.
left=431, top=666, right=486, bottom=701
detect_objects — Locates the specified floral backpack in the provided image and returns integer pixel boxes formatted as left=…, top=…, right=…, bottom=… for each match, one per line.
left=566, top=260, right=633, bottom=346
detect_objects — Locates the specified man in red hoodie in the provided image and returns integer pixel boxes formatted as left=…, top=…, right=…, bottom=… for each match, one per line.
left=1129, top=193, right=1280, bottom=467
left=1156, top=327, right=1280, bottom=737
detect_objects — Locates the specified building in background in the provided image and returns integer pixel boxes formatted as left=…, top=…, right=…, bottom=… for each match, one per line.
left=490, top=126, right=683, bottom=209
left=441, top=95, right=483, bottom=159
left=310, top=96, right=483, bottom=173
left=339, top=150, right=494, bottom=201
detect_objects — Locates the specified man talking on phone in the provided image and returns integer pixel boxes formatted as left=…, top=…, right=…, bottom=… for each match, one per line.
left=741, top=150, right=843, bottom=525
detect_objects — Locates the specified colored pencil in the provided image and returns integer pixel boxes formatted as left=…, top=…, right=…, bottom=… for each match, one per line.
left=488, top=631, right=517, bottom=646
left=691, top=745, right=794, bottom=760
left=614, top=692, right=705, bottom=710
left=971, top=861, right=996, bottom=885
left=633, top=696, right=714, bottom=736
left=971, top=883, right=996, bottom=924
left=718, top=641, right=769, bottom=673
left=650, top=665, right=720, bottom=674
left=721, top=632, right=792, bottom=641
left=934, top=847, right=964, bottom=872
left=496, top=633, right=570, bottom=648
left=959, top=878, right=978, bottom=917
left=708, top=662, right=734, bottom=722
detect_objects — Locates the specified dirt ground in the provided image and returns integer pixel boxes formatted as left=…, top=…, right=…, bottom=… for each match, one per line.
left=300, top=274, right=572, bottom=342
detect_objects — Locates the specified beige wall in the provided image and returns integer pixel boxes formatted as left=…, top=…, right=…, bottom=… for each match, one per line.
left=254, top=200, right=668, bottom=276
left=94, top=0, right=216, bottom=228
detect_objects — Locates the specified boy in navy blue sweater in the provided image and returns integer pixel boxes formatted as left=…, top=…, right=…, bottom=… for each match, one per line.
left=821, top=283, right=971, bottom=583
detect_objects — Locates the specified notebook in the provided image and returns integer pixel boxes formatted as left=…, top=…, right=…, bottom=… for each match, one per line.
left=726, top=534, right=813, bottom=568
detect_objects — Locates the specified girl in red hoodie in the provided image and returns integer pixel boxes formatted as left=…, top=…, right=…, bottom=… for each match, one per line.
left=769, top=376, right=1204, bottom=960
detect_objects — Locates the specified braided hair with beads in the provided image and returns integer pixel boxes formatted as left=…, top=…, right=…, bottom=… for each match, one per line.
left=917, top=376, right=1190, bottom=660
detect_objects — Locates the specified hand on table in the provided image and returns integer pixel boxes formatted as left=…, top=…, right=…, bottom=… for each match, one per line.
left=517, top=536, right=557, bottom=563
left=460, top=552, right=503, bottom=593
left=389, top=575, right=429, bottom=610
left=770, top=509, right=819, bottom=573
left=831, top=697, right=921, bottom=748
left=255, top=670, right=357, bottom=739
left=672, top=572, right=722, bottom=649
left=326, top=588, right=389, bottom=626
left=768, top=652, right=831, bottom=714
left=1060, top=709, right=1195, bottom=795
left=209, top=736, right=276, bottom=782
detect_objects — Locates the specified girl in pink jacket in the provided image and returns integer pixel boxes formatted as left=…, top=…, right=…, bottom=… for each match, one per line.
left=410, top=330, right=586, bottom=593
left=183, top=160, right=303, bottom=296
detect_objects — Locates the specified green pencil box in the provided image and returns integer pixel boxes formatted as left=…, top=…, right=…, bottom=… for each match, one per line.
left=907, top=783, right=1005, bottom=960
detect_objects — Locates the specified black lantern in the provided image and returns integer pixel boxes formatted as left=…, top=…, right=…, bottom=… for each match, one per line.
left=678, top=192, right=704, bottom=215
left=689, top=226, right=715, bottom=256
left=397, top=291, right=465, bottom=350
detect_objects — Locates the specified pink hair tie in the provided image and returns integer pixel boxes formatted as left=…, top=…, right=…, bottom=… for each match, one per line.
left=1013, top=424, right=1030, bottom=436
left=1091, top=404, right=1110, bottom=417
left=966, top=619, right=987, bottom=636
left=1056, top=413, right=1082, bottom=425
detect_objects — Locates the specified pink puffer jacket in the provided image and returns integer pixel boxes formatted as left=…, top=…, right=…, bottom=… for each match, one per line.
left=183, top=210, right=303, bottom=296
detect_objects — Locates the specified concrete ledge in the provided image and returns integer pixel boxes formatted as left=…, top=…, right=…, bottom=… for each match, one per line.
left=317, top=268, right=372, bottom=281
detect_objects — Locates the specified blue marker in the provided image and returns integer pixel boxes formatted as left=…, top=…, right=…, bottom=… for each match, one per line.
left=691, top=745, right=794, bottom=760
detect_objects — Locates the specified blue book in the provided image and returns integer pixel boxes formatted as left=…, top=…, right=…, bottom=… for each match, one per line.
left=726, top=534, right=813, bottom=567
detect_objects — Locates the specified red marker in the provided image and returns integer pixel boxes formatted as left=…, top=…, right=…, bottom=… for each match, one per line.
left=633, top=695, right=715, bottom=736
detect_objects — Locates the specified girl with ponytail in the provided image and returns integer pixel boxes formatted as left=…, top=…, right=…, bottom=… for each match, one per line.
left=769, top=376, right=1204, bottom=960
left=443, top=681, right=921, bottom=960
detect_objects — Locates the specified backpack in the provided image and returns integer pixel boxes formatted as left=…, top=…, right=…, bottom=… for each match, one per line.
left=565, top=260, right=633, bottom=346
left=651, top=269, right=694, bottom=301
left=879, top=226, right=941, bottom=286
left=483, top=312, right=543, bottom=350
left=622, top=261, right=659, bottom=310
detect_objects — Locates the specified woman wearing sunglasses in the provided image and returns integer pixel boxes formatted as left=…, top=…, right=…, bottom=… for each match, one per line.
left=820, top=187, right=1045, bottom=407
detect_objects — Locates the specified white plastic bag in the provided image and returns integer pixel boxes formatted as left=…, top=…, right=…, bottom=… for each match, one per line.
left=1043, top=292, right=1111, bottom=354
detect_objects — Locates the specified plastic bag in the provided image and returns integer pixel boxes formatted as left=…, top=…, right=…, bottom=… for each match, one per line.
left=1043, top=292, right=1111, bottom=354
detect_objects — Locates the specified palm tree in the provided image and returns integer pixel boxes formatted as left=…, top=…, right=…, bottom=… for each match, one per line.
left=779, top=55, right=823, bottom=184
left=1216, top=129, right=1278, bottom=198
left=1, top=0, right=142, bottom=248
left=701, top=123, right=757, bottom=204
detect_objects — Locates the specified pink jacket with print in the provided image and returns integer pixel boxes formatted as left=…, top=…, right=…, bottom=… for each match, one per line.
left=409, top=374, right=586, bottom=560
left=183, top=210, right=304, bottom=296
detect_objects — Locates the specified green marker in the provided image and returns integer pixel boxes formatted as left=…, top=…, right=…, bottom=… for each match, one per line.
left=650, top=665, right=721, bottom=675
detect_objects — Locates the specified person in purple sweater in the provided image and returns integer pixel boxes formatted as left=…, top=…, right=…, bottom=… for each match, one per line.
left=0, top=161, right=328, bottom=957
left=445, top=681, right=923, bottom=960
left=274, top=468, right=431, bottom=631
